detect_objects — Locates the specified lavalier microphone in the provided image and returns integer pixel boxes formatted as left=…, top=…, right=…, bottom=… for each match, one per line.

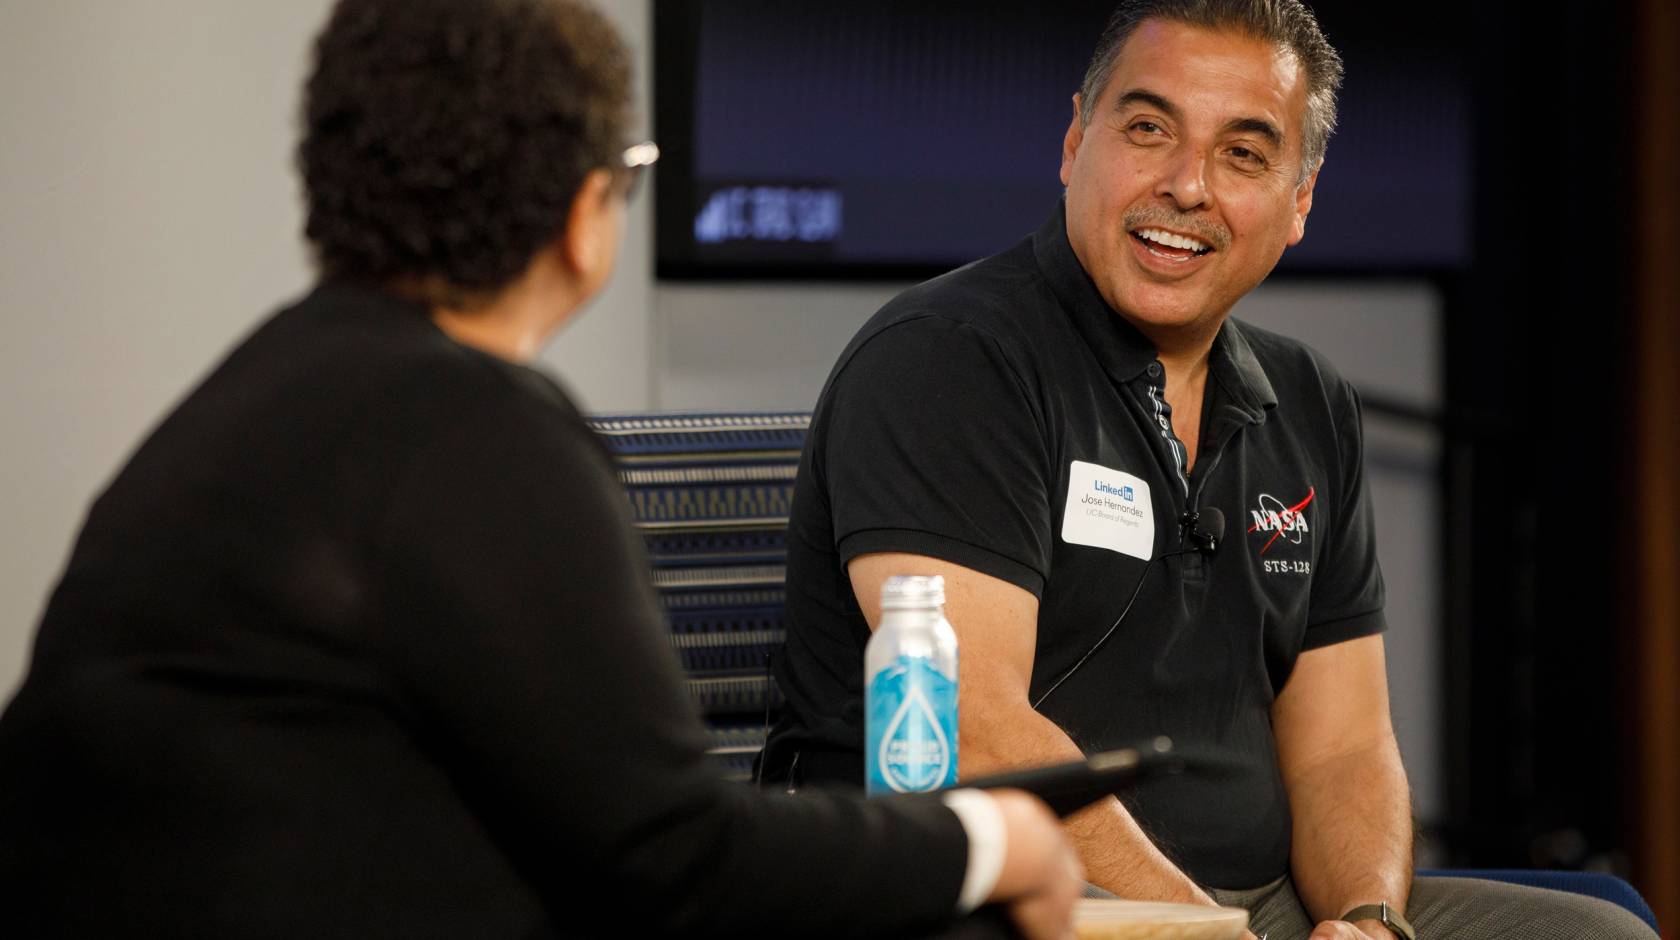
left=1183, top=506, right=1225, bottom=556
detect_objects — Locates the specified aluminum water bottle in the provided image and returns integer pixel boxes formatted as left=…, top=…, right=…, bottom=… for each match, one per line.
left=865, top=575, right=959, bottom=795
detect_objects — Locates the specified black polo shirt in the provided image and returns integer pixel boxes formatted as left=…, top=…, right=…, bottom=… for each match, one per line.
left=764, top=200, right=1386, bottom=890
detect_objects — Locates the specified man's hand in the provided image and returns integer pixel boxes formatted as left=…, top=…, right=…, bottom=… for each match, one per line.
left=1307, top=920, right=1397, bottom=940
left=986, top=789, right=1084, bottom=940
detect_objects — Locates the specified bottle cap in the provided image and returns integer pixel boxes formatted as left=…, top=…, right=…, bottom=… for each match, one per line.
left=881, top=574, right=946, bottom=609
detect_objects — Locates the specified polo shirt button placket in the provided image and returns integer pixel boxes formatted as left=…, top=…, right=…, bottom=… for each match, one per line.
left=1140, top=363, right=1190, bottom=512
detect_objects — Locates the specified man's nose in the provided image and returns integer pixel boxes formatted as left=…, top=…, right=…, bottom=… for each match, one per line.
left=1155, top=145, right=1213, bottom=212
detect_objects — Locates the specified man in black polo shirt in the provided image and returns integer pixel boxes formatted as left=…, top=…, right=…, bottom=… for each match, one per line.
left=763, top=2, right=1656, bottom=939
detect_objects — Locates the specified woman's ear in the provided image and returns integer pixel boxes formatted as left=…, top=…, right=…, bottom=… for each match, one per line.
left=559, top=168, right=621, bottom=283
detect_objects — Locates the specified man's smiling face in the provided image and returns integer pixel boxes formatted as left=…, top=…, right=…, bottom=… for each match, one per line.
left=1060, top=18, right=1318, bottom=337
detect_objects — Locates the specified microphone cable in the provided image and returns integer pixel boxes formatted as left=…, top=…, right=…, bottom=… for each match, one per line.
left=1031, top=507, right=1224, bottom=711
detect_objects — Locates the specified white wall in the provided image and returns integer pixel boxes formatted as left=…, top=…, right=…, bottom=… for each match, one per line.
left=0, top=0, right=334, bottom=698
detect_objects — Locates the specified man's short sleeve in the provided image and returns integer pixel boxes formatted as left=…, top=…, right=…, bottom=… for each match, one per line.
left=1303, top=382, right=1387, bottom=649
left=817, top=315, right=1053, bottom=596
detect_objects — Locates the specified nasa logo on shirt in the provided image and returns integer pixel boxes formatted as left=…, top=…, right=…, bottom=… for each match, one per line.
left=1248, top=485, right=1314, bottom=575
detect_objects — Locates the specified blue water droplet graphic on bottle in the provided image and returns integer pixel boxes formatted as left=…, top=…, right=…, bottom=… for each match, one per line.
left=878, top=670, right=952, bottom=792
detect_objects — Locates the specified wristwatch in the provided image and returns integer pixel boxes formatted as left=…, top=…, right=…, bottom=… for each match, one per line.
left=1341, top=901, right=1417, bottom=940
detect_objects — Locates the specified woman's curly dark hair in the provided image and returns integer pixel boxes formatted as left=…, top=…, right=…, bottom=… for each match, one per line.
left=299, top=0, right=631, bottom=304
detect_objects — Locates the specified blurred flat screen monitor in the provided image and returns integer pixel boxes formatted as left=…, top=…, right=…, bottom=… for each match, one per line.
left=655, top=1, right=1470, bottom=280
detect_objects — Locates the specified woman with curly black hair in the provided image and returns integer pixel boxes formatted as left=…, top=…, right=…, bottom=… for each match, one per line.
left=0, top=1, right=1080, bottom=937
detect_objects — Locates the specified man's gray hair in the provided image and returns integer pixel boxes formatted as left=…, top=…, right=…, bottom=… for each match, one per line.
left=1078, top=0, right=1343, bottom=185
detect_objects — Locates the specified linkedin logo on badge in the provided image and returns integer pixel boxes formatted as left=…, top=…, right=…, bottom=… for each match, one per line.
left=1094, top=480, right=1135, bottom=503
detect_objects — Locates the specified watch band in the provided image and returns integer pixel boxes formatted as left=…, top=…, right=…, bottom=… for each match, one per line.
left=1341, top=901, right=1417, bottom=940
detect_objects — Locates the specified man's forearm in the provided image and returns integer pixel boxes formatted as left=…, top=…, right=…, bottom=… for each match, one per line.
left=961, top=704, right=1213, bottom=904
left=1285, top=734, right=1412, bottom=926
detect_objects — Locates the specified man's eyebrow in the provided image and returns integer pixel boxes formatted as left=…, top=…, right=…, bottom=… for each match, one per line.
left=1222, top=117, right=1284, bottom=148
left=1113, top=91, right=1284, bottom=148
left=1113, top=89, right=1179, bottom=120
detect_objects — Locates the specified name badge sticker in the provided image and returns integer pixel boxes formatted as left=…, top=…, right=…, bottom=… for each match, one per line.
left=1061, top=460, right=1154, bottom=560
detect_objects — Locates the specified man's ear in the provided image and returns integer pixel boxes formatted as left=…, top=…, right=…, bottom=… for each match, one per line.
left=1060, top=93, right=1084, bottom=187
left=560, top=168, right=617, bottom=277
left=1288, top=162, right=1320, bottom=246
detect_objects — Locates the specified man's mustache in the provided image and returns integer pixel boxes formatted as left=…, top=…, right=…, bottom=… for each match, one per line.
left=1122, top=207, right=1231, bottom=253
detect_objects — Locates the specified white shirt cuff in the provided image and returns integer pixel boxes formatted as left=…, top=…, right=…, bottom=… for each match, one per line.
left=941, top=788, right=1008, bottom=915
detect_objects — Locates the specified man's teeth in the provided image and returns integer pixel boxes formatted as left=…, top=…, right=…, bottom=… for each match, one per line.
left=1136, top=228, right=1210, bottom=252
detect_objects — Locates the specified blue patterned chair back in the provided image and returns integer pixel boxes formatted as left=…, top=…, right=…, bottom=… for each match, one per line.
left=587, top=412, right=810, bottom=781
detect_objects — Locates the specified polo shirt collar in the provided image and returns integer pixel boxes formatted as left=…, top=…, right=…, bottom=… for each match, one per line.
left=1032, top=199, right=1276, bottom=423
left=1210, top=316, right=1277, bottom=422
left=1033, top=199, right=1158, bottom=384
